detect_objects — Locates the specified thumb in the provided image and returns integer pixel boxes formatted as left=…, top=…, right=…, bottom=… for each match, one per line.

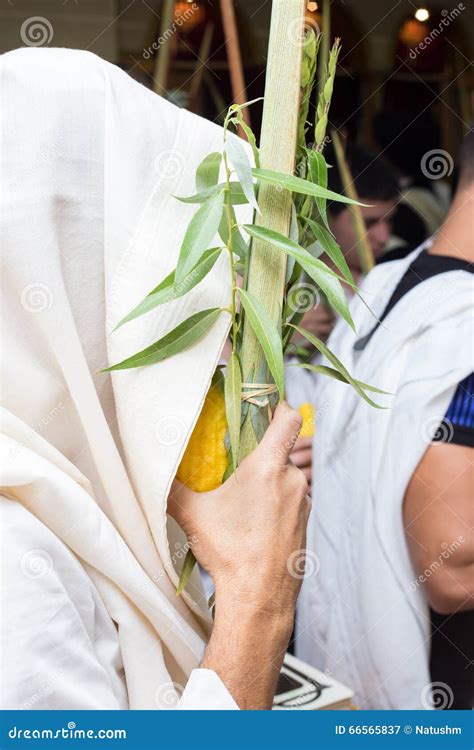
left=256, top=401, right=302, bottom=466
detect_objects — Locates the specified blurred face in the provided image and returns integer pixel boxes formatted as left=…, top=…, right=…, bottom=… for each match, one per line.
left=329, top=199, right=397, bottom=273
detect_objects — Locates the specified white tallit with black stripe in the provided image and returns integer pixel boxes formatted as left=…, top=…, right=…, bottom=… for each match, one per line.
left=290, top=242, right=473, bottom=709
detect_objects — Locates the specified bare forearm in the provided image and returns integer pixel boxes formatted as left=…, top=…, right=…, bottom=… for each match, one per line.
left=201, top=590, right=293, bottom=709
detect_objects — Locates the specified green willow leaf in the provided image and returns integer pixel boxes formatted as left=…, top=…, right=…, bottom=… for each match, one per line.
left=242, top=224, right=354, bottom=331
left=225, top=352, right=242, bottom=469
left=307, top=150, right=329, bottom=229
left=104, top=308, right=222, bottom=371
left=113, top=247, right=222, bottom=330
left=195, top=151, right=222, bottom=193
left=219, top=205, right=249, bottom=261
left=175, top=182, right=248, bottom=205
left=285, top=201, right=299, bottom=284
left=237, top=289, right=285, bottom=399
left=304, top=217, right=354, bottom=285
left=252, top=168, right=365, bottom=206
left=228, top=97, right=264, bottom=113
left=291, top=363, right=391, bottom=395
left=225, top=135, right=259, bottom=213
left=290, top=325, right=386, bottom=408
left=229, top=114, right=260, bottom=168
left=175, top=191, right=225, bottom=283
left=176, top=549, right=196, bottom=596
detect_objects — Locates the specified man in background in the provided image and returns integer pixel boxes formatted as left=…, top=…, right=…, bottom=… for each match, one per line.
left=295, top=143, right=400, bottom=343
left=291, top=130, right=473, bottom=709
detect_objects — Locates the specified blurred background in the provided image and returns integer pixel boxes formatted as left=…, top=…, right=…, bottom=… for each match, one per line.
left=1, top=0, right=472, bottom=223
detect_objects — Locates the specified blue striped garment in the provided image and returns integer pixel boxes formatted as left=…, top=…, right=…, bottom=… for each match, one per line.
left=434, top=373, right=474, bottom=447
left=445, top=373, right=474, bottom=429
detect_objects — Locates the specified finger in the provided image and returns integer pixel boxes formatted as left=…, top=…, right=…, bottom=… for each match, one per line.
left=256, top=401, right=302, bottom=466
left=292, top=437, right=313, bottom=451
left=290, top=448, right=312, bottom=469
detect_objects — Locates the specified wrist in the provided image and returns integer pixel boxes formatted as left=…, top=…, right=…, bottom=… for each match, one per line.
left=214, top=578, right=294, bottom=642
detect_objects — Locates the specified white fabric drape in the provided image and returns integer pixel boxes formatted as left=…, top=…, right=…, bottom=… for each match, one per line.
left=1, top=47, right=250, bottom=709
left=290, top=244, right=473, bottom=709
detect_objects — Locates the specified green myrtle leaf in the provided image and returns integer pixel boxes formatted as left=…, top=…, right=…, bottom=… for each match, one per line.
left=196, top=151, right=222, bottom=192
left=242, top=224, right=354, bottom=331
left=176, top=549, right=196, bottom=596
left=304, top=217, right=354, bottom=284
left=175, top=191, right=225, bottom=282
left=307, top=150, right=329, bottom=230
left=252, top=168, right=366, bottom=206
left=104, top=308, right=223, bottom=371
left=114, top=247, right=222, bottom=330
left=175, top=182, right=248, bottom=205
left=225, top=135, right=259, bottom=213
left=290, top=325, right=387, bottom=408
left=237, top=289, right=285, bottom=399
left=225, top=352, right=242, bottom=469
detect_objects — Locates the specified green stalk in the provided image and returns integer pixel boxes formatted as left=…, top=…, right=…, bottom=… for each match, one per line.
left=238, top=0, right=306, bottom=460
left=317, top=0, right=331, bottom=98
left=315, top=38, right=340, bottom=151
left=331, top=129, right=374, bottom=274
left=222, top=146, right=238, bottom=353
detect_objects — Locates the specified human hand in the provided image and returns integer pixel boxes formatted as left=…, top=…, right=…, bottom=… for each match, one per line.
left=168, top=402, right=311, bottom=615
left=290, top=436, right=313, bottom=490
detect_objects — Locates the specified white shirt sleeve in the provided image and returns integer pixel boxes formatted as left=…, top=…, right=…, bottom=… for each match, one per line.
left=1, top=498, right=239, bottom=711
left=1, top=498, right=128, bottom=710
left=177, top=669, right=238, bottom=710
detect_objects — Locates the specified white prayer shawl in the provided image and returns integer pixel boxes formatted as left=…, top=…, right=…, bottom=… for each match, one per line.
left=292, top=243, right=473, bottom=709
left=1, top=48, right=251, bottom=709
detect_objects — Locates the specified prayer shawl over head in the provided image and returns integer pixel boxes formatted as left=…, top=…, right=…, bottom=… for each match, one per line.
left=1, top=48, right=250, bottom=709
left=290, top=244, right=473, bottom=709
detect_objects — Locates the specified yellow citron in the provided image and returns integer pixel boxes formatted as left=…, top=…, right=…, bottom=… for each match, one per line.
left=176, top=374, right=228, bottom=493
left=298, top=402, right=315, bottom=438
